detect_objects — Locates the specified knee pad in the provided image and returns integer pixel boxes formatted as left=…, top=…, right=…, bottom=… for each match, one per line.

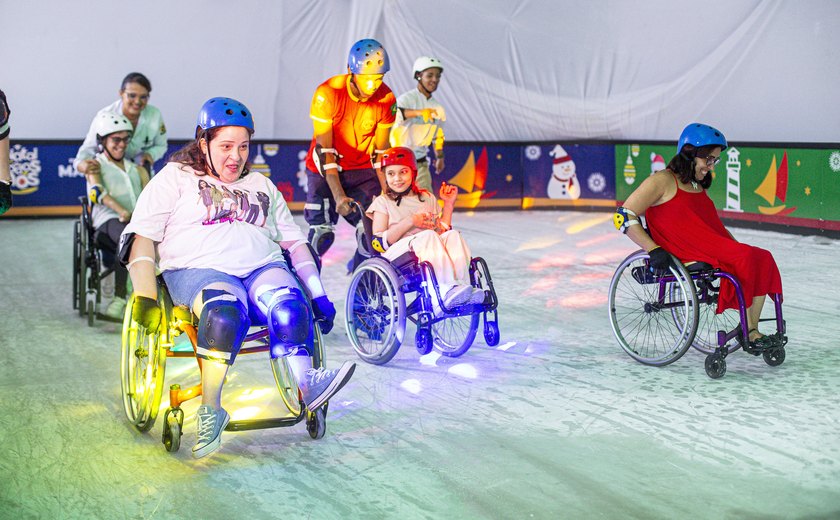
left=196, top=290, right=250, bottom=365
left=259, top=287, right=312, bottom=357
left=307, top=223, right=335, bottom=256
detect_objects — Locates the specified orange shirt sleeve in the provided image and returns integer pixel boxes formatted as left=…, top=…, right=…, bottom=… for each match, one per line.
left=309, top=83, right=335, bottom=124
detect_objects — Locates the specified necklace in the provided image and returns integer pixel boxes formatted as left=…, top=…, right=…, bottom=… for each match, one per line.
left=691, top=180, right=698, bottom=190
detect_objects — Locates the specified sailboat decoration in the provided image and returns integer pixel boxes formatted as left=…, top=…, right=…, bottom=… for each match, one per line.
left=446, top=147, right=496, bottom=208
left=754, top=151, right=796, bottom=216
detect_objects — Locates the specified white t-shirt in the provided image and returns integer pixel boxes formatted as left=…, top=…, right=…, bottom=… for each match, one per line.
left=366, top=192, right=439, bottom=240
left=88, top=154, right=143, bottom=229
left=389, top=88, right=446, bottom=160
left=124, top=162, right=304, bottom=276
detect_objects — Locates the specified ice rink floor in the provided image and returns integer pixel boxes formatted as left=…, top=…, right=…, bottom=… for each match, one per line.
left=1, top=211, right=839, bottom=519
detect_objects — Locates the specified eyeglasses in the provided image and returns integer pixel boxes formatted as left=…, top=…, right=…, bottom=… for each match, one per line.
left=108, top=136, right=131, bottom=145
left=125, top=92, right=150, bottom=102
left=699, top=155, right=721, bottom=167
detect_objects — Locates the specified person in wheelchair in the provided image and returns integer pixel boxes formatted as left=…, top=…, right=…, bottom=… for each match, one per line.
left=79, top=112, right=150, bottom=319
left=365, top=146, right=485, bottom=310
left=121, top=97, right=355, bottom=458
left=615, top=123, right=783, bottom=350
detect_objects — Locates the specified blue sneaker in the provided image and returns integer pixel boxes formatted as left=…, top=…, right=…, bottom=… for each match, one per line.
left=192, top=405, right=230, bottom=459
left=300, top=361, right=356, bottom=411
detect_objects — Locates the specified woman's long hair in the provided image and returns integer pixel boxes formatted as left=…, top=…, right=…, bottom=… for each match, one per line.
left=665, top=143, right=721, bottom=190
left=170, top=127, right=251, bottom=178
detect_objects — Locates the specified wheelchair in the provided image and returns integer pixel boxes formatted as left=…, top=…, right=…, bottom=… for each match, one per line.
left=120, top=272, right=329, bottom=453
left=608, top=249, right=788, bottom=379
left=72, top=196, right=115, bottom=326
left=343, top=205, right=500, bottom=365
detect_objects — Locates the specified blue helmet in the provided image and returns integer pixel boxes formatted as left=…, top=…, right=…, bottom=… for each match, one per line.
left=348, top=39, right=390, bottom=75
left=196, top=97, right=254, bottom=137
left=677, top=123, right=727, bottom=155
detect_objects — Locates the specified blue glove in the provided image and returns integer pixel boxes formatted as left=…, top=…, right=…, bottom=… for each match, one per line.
left=310, top=295, right=336, bottom=334
left=132, top=296, right=162, bottom=333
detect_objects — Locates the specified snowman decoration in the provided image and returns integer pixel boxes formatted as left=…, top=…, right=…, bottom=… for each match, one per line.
left=650, top=153, right=665, bottom=175
left=547, top=145, right=580, bottom=199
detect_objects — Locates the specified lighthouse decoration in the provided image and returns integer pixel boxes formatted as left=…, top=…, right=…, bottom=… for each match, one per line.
left=547, top=145, right=581, bottom=199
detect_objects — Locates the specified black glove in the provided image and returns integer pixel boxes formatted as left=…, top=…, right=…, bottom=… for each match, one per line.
left=132, top=295, right=162, bottom=333
left=0, top=182, right=11, bottom=216
left=647, top=246, right=673, bottom=274
left=310, top=295, right=336, bottom=335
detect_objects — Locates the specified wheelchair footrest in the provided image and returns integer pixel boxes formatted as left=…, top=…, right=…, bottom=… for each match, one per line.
left=742, top=333, right=787, bottom=355
left=225, top=413, right=305, bottom=432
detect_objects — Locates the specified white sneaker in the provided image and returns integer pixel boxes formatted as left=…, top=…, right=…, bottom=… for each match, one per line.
left=103, top=296, right=127, bottom=320
left=101, top=271, right=115, bottom=301
left=442, top=285, right=473, bottom=308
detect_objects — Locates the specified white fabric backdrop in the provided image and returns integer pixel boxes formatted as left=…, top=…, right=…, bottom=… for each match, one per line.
left=3, top=0, right=838, bottom=142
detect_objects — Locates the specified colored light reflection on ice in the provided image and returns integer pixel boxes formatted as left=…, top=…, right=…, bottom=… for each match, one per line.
left=515, top=236, right=563, bottom=252
left=236, top=387, right=274, bottom=402
left=546, top=290, right=607, bottom=309
left=566, top=215, right=613, bottom=235
left=419, top=351, right=441, bottom=366
left=231, top=406, right=262, bottom=421
left=448, top=364, right=477, bottom=379
left=400, top=379, right=423, bottom=394
left=576, top=233, right=618, bottom=248
left=528, top=253, right=575, bottom=271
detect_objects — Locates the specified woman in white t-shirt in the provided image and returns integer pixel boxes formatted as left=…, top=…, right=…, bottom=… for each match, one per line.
left=366, top=146, right=484, bottom=310
left=122, top=97, right=355, bottom=459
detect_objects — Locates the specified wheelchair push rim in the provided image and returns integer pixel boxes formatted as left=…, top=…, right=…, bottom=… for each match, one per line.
left=609, top=250, right=698, bottom=366
left=120, top=294, right=168, bottom=432
left=344, top=258, right=406, bottom=365
left=269, top=323, right=325, bottom=417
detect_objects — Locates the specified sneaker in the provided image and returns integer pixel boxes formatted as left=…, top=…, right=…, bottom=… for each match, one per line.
left=299, top=361, right=356, bottom=412
left=192, top=405, right=230, bottom=459
left=101, top=271, right=115, bottom=300
left=103, top=296, right=127, bottom=320
left=442, top=285, right=474, bottom=308
left=468, top=288, right=487, bottom=305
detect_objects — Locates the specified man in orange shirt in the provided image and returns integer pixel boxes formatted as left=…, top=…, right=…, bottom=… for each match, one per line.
left=304, top=38, right=396, bottom=263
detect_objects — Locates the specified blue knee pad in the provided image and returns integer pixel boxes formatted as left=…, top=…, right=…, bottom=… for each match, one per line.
left=196, top=289, right=250, bottom=365
left=259, top=287, right=312, bottom=357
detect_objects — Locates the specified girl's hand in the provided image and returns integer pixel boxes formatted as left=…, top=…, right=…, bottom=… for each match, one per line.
left=439, top=181, right=457, bottom=204
left=411, top=212, right=437, bottom=230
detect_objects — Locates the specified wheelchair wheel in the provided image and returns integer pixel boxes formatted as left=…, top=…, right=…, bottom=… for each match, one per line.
left=77, top=224, right=89, bottom=317
left=72, top=220, right=81, bottom=311
left=609, top=250, right=698, bottom=366
left=345, top=258, right=406, bottom=365
left=307, top=406, right=327, bottom=440
left=704, top=353, right=727, bottom=379
left=269, top=326, right=324, bottom=416
left=484, top=321, right=500, bottom=346
left=432, top=312, right=479, bottom=357
left=162, top=408, right=183, bottom=453
left=120, top=295, right=168, bottom=432
left=763, top=347, right=785, bottom=367
left=670, top=275, right=741, bottom=356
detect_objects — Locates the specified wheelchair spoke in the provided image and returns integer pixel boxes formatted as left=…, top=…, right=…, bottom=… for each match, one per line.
left=610, top=251, right=697, bottom=366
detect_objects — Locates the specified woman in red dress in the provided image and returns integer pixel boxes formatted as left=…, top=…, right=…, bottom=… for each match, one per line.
left=613, top=123, right=782, bottom=349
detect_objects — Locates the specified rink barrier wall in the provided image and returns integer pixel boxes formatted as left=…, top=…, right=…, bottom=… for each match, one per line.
left=5, top=139, right=840, bottom=235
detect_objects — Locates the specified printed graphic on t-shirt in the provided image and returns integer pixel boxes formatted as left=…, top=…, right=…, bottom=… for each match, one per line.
left=197, top=178, right=270, bottom=226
